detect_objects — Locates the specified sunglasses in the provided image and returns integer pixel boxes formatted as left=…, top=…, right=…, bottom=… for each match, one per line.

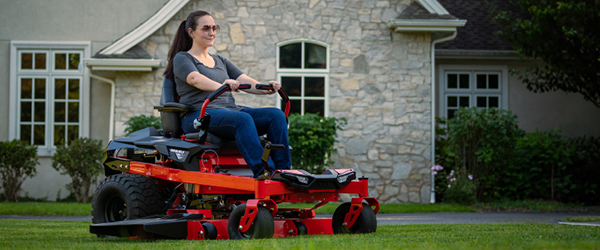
left=199, top=25, right=220, bottom=32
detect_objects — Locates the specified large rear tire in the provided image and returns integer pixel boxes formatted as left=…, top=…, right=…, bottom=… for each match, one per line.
left=92, top=173, right=166, bottom=224
left=227, top=204, right=274, bottom=240
left=331, top=202, right=377, bottom=234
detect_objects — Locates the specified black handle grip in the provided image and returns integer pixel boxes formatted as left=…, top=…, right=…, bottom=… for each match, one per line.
left=255, top=83, right=289, bottom=103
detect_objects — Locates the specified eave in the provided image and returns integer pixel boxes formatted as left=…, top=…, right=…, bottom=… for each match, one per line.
left=84, top=58, right=161, bottom=71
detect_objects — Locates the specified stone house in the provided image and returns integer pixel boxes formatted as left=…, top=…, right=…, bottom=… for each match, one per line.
left=1, top=0, right=598, bottom=202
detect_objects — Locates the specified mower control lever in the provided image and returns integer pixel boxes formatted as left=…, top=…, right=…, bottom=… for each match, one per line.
left=255, top=83, right=290, bottom=117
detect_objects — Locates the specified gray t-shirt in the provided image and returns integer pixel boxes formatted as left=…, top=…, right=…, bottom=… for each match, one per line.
left=173, top=51, right=244, bottom=111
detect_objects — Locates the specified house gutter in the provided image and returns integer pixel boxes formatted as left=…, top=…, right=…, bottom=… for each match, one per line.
left=88, top=71, right=116, bottom=141
left=429, top=31, right=457, bottom=203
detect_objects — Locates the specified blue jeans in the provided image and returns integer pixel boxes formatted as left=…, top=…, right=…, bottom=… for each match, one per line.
left=182, top=107, right=291, bottom=177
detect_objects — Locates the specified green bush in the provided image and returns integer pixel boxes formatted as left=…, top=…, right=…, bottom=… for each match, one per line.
left=0, top=140, right=39, bottom=202
left=499, top=128, right=575, bottom=201
left=444, top=107, right=524, bottom=201
left=564, top=136, right=600, bottom=205
left=123, top=114, right=162, bottom=136
left=288, top=113, right=346, bottom=174
left=52, top=138, right=104, bottom=203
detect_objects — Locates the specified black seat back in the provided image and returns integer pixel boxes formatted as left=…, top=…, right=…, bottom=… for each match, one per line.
left=158, top=77, right=185, bottom=138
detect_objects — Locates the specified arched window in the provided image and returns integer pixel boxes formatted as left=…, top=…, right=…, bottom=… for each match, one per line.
left=277, top=40, right=329, bottom=116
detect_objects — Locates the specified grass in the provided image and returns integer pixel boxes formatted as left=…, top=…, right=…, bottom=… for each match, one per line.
left=0, top=219, right=599, bottom=249
left=474, top=200, right=600, bottom=213
left=563, top=216, right=600, bottom=222
left=0, top=202, right=91, bottom=216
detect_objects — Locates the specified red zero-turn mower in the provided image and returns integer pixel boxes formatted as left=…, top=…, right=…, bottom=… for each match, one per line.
left=90, top=79, right=379, bottom=240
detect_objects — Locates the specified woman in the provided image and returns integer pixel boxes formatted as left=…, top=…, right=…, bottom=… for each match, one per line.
left=164, top=10, right=291, bottom=177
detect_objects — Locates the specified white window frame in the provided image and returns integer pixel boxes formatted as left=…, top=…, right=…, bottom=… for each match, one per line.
left=438, top=65, right=508, bottom=118
left=9, top=41, right=91, bottom=156
left=276, top=39, right=330, bottom=116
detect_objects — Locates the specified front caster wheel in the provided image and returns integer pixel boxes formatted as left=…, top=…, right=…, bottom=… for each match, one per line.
left=227, top=204, right=274, bottom=239
left=331, top=202, right=377, bottom=234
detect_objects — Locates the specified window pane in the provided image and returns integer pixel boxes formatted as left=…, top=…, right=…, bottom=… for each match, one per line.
left=286, top=99, right=301, bottom=115
left=68, top=79, right=80, bottom=99
left=55, top=102, right=65, bottom=122
left=305, top=100, right=324, bottom=115
left=21, top=53, right=33, bottom=69
left=55, top=53, right=67, bottom=70
left=281, top=77, right=301, bottom=96
left=54, top=125, right=65, bottom=146
left=448, top=109, right=456, bottom=119
left=489, top=75, right=499, bottom=89
left=68, top=125, right=79, bottom=144
left=68, top=53, right=80, bottom=70
left=34, top=102, right=45, bottom=122
left=21, top=78, right=32, bottom=99
left=34, top=125, right=45, bottom=145
left=279, top=43, right=301, bottom=68
left=305, top=43, right=326, bottom=69
left=447, top=74, right=457, bottom=89
left=447, top=96, right=457, bottom=107
left=305, top=77, right=324, bottom=97
left=20, top=125, right=31, bottom=144
left=489, top=96, right=499, bottom=107
left=459, top=74, right=469, bottom=89
left=459, top=96, right=469, bottom=107
left=20, top=102, right=32, bottom=122
left=34, top=78, right=46, bottom=99
left=55, top=79, right=66, bottom=99
left=35, top=53, right=46, bottom=70
left=476, top=74, right=487, bottom=89
left=477, top=96, right=487, bottom=108
left=68, top=102, right=79, bottom=122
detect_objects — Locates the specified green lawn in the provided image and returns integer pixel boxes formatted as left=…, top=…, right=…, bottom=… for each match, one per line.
left=0, top=219, right=598, bottom=249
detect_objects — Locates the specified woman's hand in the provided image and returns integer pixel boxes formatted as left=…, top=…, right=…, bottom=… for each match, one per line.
left=267, top=81, right=280, bottom=94
left=223, top=79, right=240, bottom=92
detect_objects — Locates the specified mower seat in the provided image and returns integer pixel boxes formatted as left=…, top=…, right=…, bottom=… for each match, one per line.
left=153, top=77, right=241, bottom=153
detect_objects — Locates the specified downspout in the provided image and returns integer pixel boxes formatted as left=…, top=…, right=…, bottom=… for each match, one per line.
left=88, top=70, right=116, bottom=141
left=430, top=31, right=457, bottom=203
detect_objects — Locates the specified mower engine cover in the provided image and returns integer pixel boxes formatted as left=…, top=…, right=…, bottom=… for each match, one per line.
left=270, top=169, right=356, bottom=190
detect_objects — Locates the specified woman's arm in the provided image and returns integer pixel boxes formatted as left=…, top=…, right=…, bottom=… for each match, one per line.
left=186, top=71, right=240, bottom=91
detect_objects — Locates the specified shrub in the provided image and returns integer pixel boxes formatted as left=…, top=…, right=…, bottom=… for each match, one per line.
left=0, top=140, right=39, bottom=202
left=499, top=128, right=575, bottom=201
left=432, top=165, right=476, bottom=205
left=444, top=107, right=524, bottom=201
left=123, top=114, right=162, bottom=136
left=564, top=136, right=600, bottom=205
left=52, top=138, right=104, bottom=203
left=288, top=113, right=347, bottom=174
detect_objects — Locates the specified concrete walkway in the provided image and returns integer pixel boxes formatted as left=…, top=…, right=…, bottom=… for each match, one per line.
left=2, top=212, right=599, bottom=226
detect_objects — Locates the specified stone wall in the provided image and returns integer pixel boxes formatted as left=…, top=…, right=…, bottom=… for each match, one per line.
left=113, top=0, right=433, bottom=203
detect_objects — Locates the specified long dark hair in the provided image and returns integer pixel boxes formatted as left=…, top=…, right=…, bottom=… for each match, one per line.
left=164, top=10, right=211, bottom=81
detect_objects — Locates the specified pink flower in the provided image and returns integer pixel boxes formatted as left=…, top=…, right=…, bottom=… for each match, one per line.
left=468, top=175, right=473, bottom=180
left=448, top=184, right=451, bottom=188
left=450, top=178, right=456, bottom=182
left=432, top=165, right=444, bottom=171
left=432, top=171, right=438, bottom=175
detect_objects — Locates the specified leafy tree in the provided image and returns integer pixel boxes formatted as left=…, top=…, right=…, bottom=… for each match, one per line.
left=493, top=0, right=600, bottom=107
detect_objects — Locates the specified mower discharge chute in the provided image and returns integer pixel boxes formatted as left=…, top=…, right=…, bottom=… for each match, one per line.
left=90, top=80, right=379, bottom=240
